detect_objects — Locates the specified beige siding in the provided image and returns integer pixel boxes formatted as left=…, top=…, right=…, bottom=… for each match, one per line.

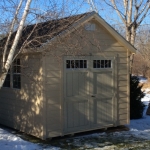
left=44, top=19, right=129, bottom=130
left=117, top=53, right=128, bottom=125
left=0, top=54, right=45, bottom=139
left=44, top=56, right=62, bottom=137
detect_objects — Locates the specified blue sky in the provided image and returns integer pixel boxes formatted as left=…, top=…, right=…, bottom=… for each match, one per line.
left=0, top=0, right=149, bottom=31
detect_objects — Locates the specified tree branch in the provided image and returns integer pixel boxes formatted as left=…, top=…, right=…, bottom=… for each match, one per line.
left=123, top=0, right=129, bottom=20
left=136, top=1, right=150, bottom=26
left=127, top=0, right=133, bottom=25
left=138, top=4, right=150, bottom=26
left=2, top=0, right=23, bottom=71
left=5, top=0, right=32, bottom=71
left=103, top=0, right=126, bottom=24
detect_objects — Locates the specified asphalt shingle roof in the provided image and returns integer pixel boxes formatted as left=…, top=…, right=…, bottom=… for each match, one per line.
left=0, top=12, right=90, bottom=50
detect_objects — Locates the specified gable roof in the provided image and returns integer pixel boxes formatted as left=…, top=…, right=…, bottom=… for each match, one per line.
left=0, top=11, right=136, bottom=53
left=0, top=12, right=91, bottom=49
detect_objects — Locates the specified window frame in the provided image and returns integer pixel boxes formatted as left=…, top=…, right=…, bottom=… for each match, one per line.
left=66, top=59, right=88, bottom=69
left=2, top=58, right=21, bottom=89
left=12, top=59, right=21, bottom=89
left=93, top=59, right=112, bottom=69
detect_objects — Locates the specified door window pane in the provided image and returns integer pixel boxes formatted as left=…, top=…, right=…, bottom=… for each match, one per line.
left=66, top=60, right=70, bottom=68
left=66, top=60, right=87, bottom=69
left=93, top=60, right=111, bottom=68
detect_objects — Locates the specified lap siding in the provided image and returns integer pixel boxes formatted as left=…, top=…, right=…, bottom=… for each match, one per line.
left=117, top=54, right=129, bottom=125
left=0, top=54, right=45, bottom=139
left=45, top=56, right=62, bottom=138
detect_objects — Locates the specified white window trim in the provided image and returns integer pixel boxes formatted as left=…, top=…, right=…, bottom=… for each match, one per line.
left=93, top=59, right=112, bottom=69
left=3, top=59, right=21, bottom=89
left=12, top=59, right=21, bottom=89
left=66, top=59, right=88, bottom=69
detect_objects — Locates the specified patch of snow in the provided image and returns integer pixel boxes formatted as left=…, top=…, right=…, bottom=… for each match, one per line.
left=125, top=92, right=150, bottom=140
left=0, top=128, right=60, bottom=150
left=143, top=88, right=150, bottom=93
left=137, top=76, right=147, bottom=83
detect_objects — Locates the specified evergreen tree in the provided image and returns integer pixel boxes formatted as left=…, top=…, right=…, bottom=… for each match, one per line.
left=130, top=75, right=145, bottom=119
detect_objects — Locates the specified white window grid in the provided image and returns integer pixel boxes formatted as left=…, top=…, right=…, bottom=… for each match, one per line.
left=93, top=60, right=112, bottom=69
left=13, top=59, right=21, bottom=89
left=66, top=60, right=87, bottom=69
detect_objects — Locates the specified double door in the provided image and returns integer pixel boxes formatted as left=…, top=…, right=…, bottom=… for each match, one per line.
left=64, top=56, right=116, bottom=132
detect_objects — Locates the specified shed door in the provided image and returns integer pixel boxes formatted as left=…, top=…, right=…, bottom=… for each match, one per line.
left=64, top=56, right=116, bottom=132
left=64, top=57, right=90, bottom=132
left=91, top=57, right=114, bottom=127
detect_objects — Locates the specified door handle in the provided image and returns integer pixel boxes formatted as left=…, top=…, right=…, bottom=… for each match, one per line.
left=91, top=95, right=95, bottom=97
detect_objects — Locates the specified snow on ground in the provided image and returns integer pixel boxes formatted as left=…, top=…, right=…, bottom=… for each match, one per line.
left=0, top=91, right=150, bottom=149
left=126, top=92, right=150, bottom=140
left=0, top=128, right=60, bottom=150
left=138, top=76, right=148, bottom=83
left=0, top=128, right=39, bottom=150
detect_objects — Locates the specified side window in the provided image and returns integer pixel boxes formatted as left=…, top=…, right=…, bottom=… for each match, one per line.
left=66, top=60, right=87, bottom=69
left=93, top=60, right=111, bottom=68
left=3, top=58, right=21, bottom=89
left=13, top=59, right=21, bottom=89
left=3, top=69, right=10, bottom=87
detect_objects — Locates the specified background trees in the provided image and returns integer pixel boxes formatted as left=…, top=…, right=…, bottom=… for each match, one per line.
left=85, top=0, right=150, bottom=45
left=132, top=26, right=150, bottom=77
left=132, top=53, right=150, bottom=77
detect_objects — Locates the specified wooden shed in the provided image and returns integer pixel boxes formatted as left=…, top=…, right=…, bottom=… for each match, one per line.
left=0, top=11, right=136, bottom=139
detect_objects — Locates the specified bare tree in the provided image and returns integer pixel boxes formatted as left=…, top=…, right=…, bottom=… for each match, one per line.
left=86, top=0, right=150, bottom=45
left=0, top=0, right=32, bottom=88
left=134, top=26, right=150, bottom=77
left=132, top=53, right=150, bottom=77
left=136, top=25, right=150, bottom=59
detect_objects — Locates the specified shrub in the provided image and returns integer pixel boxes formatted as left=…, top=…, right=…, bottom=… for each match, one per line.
left=130, top=75, right=145, bottom=119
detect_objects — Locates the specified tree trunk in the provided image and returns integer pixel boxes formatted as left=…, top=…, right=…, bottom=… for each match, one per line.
left=130, top=26, right=136, bottom=45
left=0, top=0, right=32, bottom=89
left=126, top=27, right=131, bottom=43
left=126, top=26, right=136, bottom=45
left=0, top=73, right=8, bottom=89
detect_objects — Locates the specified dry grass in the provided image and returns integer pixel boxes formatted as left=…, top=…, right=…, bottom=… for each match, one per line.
left=141, top=78, right=150, bottom=91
